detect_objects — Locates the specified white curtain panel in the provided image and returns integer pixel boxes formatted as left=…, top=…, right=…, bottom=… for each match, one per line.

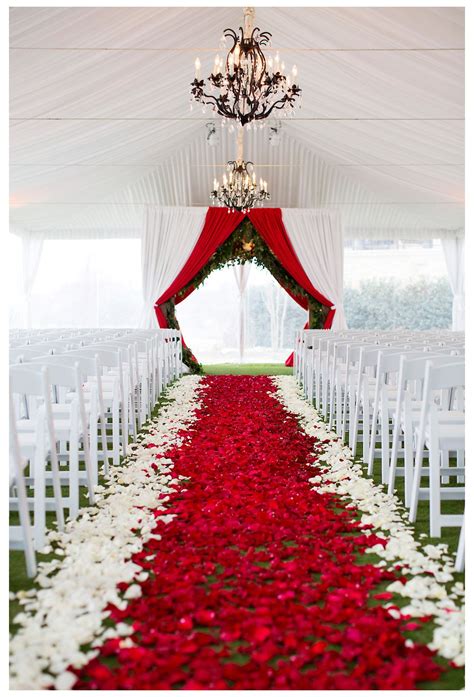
left=442, top=237, right=465, bottom=330
left=282, top=209, right=347, bottom=330
left=140, top=206, right=207, bottom=328
left=21, top=233, right=44, bottom=328
left=233, top=263, right=252, bottom=361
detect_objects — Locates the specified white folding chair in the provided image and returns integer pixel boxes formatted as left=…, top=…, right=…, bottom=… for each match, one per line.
left=409, top=361, right=465, bottom=537
left=67, top=349, right=125, bottom=466
left=9, top=394, right=37, bottom=577
left=10, top=366, right=65, bottom=551
left=387, top=353, right=462, bottom=504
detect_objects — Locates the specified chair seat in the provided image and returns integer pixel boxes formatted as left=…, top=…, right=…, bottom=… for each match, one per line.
left=404, top=410, right=464, bottom=429
left=17, top=416, right=76, bottom=438
left=426, top=424, right=465, bottom=450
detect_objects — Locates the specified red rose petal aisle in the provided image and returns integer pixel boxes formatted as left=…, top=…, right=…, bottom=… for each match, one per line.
left=9, top=375, right=463, bottom=690
left=68, top=375, right=459, bottom=690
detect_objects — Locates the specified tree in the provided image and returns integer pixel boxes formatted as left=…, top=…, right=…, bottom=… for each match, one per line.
left=344, top=277, right=452, bottom=330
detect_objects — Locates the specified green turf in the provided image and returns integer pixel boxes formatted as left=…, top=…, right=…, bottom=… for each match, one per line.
left=204, top=363, right=292, bottom=375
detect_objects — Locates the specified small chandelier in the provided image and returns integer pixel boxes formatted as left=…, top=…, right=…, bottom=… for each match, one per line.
left=210, top=160, right=269, bottom=213
left=210, top=128, right=270, bottom=213
left=191, top=7, right=301, bottom=127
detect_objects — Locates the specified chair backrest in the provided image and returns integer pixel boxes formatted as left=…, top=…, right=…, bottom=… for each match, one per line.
left=67, top=348, right=120, bottom=368
left=32, top=353, right=98, bottom=380
left=10, top=364, right=47, bottom=397
left=402, top=354, right=461, bottom=382
left=10, top=347, right=55, bottom=363
left=14, top=361, right=79, bottom=391
left=425, top=360, right=465, bottom=392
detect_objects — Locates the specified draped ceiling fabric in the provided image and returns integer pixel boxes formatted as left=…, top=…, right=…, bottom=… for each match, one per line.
left=10, top=7, right=464, bottom=241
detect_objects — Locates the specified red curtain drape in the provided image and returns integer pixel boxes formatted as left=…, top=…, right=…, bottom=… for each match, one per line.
left=247, top=208, right=333, bottom=314
left=155, top=208, right=244, bottom=325
left=248, top=208, right=335, bottom=366
left=154, top=207, right=335, bottom=367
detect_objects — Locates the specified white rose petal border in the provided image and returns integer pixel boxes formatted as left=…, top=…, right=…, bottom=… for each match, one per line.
left=271, top=376, right=464, bottom=668
left=10, top=376, right=204, bottom=691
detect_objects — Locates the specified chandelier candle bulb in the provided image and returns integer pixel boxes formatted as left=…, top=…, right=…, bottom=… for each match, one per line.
left=194, top=57, right=201, bottom=80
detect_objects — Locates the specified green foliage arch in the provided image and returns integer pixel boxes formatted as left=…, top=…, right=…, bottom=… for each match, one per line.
left=161, top=218, right=328, bottom=373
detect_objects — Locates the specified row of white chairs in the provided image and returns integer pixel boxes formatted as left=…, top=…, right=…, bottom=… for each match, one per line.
left=9, top=328, right=183, bottom=577
left=294, top=329, right=465, bottom=573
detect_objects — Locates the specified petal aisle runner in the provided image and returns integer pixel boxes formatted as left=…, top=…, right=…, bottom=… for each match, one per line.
left=11, top=376, right=464, bottom=690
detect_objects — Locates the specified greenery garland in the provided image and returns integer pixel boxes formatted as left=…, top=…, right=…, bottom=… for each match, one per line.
left=161, top=219, right=328, bottom=373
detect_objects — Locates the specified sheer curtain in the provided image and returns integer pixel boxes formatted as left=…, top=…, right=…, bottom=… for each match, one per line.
left=21, top=233, right=44, bottom=328
left=282, top=209, right=347, bottom=329
left=233, top=263, right=251, bottom=361
left=442, top=237, right=465, bottom=330
left=140, top=206, right=207, bottom=327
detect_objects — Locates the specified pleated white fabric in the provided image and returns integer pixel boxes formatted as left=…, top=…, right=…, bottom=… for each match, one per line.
left=140, top=206, right=206, bottom=328
left=233, top=263, right=252, bottom=361
left=21, top=233, right=44, bottom=328
left=10, top=7, right=464, bottom=240
left=282, top=209, right=347, bottom=330
left=442, top=238, right=465, bottom=330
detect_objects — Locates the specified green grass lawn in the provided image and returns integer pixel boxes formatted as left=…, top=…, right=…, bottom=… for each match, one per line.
left=203, top=363, right=292, bottom=375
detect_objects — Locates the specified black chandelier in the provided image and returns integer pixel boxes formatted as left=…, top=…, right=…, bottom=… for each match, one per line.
left=210, top=127, right=270, bottom=213
left=210, top=159, right=269, bottom=213
left=191, top=7, right=301, bottom=126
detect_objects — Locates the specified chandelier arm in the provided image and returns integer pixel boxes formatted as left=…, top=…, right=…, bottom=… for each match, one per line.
left=256, top=98, right=293, bottom=120
left=191, top=88, right=235, bottom=118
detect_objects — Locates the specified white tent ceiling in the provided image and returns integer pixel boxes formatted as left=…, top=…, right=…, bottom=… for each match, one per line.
left=10, top=6, right=464, bottom=239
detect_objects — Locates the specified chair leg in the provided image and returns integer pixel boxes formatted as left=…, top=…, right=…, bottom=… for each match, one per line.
left=99, top=412, right=110, bottom=476
left=362, top=398, right=370, bottom=464
left=455, top=519, right=465, bottom=572
left=456, top=449, right=465, bottom=484
left=388, top=415, right=401, bottom=496
left=429, top=440, right=442, bottom=538
left=367, top=407, right=378, bottom=476
left=89, top=418, right=99, bottom=489
left=33, top=450, right=46, bottom=551
left=409, top=432, right=423, bottom=524
left=404, top=423, right=414, bottom=508
left=380, top=408, right=390, bottom=484
left=69, top=436, right=79, bottom=519
left=441, top=449, right=449, bottom=485
left=112, top=403, right=120, bottom=466
left=16, top=469, right=37, bottom=577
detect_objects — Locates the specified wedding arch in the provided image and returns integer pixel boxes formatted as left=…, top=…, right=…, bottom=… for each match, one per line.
left=141, top=207, right=346, bottom=372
